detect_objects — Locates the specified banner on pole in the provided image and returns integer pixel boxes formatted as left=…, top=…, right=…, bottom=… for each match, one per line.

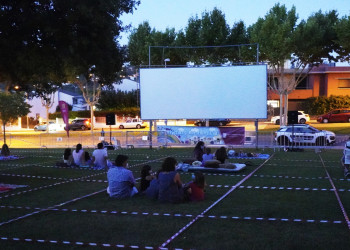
left=59, top=101, right=70, bottom=137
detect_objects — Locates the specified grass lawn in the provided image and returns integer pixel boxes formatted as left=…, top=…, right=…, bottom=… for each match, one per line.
left=0, top=147, right=349, bottom=249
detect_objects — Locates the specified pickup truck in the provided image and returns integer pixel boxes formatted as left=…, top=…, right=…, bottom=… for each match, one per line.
left=118, top=119, right=146, bottom=129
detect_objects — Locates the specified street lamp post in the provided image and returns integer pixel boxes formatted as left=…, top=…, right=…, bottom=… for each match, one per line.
left=164, top=58, right=170, bottom=68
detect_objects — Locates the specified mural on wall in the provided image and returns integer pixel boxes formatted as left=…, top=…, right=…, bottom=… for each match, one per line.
left=157, top=126, right=245, bottom=145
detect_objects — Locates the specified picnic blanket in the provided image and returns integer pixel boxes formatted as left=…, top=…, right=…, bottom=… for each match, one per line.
left=228, top=154, right=270, bottom=160
left=177, top=163, right=246, bottom=173
left=0, top=183, right=28, bottom=193
left=0, top=155, right=22, bottom=161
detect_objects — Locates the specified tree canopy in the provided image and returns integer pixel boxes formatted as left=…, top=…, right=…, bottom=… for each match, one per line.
left=0, top=0, right=139, bottom=91
left=0, top=92, right=31, bottom=144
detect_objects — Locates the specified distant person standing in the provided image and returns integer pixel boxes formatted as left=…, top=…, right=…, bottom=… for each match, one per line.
left=92, top=142, right=108, bottom=169
left=72, top=143, right=84, bottom=166
left=107, top=155, right=138, bottom=198
left=193, top=141, right=205, bottom=162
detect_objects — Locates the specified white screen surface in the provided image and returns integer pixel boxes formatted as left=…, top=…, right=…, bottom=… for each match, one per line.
left=140, top=65, right=267, bottom=119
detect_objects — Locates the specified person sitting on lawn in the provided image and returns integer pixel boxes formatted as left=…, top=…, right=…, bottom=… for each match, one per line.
left=72, top=143, right=84, bottom=166
left=187, top=171, right=206, bottom=202
left=107, top=154, right=138, bottom=199
left=63, top=148, right=74, bottom=167
left=193, top=141, right=205, bottom=162
left=92, top=142, right=108, bottom=169
left=215, top=146, right=228, bottom=164
left=145, top=169, right=161, bottom=199
left=342, top=141, right=350, bottom=178
left=202, top=147, right=214, bottom=165
left=140, top=165, right=156, bottom=192
left=80, top=151, right=93, bottom=168
left=158, top=157, right=184, bottom=203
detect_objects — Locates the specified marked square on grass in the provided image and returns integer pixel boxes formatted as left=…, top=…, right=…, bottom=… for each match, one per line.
left=207, top=189, right=346, bottom=220
left=0, top=182, right=106, bottom=207
left=0, top=211, right=192, bottom=247
left=168, top=219, right=350, bottom=249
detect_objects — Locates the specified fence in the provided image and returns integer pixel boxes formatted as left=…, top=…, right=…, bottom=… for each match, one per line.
left=0, top=131, right=347, bottom=149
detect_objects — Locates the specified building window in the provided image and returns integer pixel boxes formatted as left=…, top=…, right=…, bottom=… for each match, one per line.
left=295, top=77, right=308, bottom=89
left=73, top=98, right=78, bottom=105
left=338, top=79, right=350, bottom=88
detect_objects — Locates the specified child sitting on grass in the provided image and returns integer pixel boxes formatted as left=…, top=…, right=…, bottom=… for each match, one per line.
left=202, top=147, right=214, bottom=165
left=140, top=165, right=156, bottom=192
left=187, top=172, right=206, bottom=201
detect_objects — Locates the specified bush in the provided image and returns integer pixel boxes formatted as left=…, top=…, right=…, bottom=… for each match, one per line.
left=300, top=95, right=350, bottom=115
left=49, top=107, right=140, bottom=119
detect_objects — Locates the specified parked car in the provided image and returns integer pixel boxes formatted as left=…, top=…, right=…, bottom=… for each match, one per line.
left=271, top=111, right=310, bottom=125
left=194, top=119, right=231, bottom=127
left=274, top=124, right=336, bottom=146
left=118, top=119, right=145, bottom=129
left=65, top=118, right=91, bottom=131
left=34, top=121, right=56, bottom=132
left=317, top=108, right=350, bottom=123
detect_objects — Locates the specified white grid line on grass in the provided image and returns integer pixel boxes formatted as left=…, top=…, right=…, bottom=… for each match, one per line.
left=318, top=154, right=350, bottom=230
left=0, top=188, right=107, bottom=227
left=159, top=154, right=275, bottom=248
left=0, top=205, right=344, bottom=225
left=0, top=171, right=105, bottom=200
left=0, top=236, right=161, bottom=249
left=0, top=155, right=167, bottom=228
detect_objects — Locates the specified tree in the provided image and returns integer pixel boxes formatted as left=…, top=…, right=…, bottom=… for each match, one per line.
left=249, top=4, right=340, bottom=125
left=336, top=15, right=350, bottom=61
left=0, top=92, right=31, bottom=145
left=0, top=0, right=139, bottom=91
left=75, top=74, right=102, bottom=132
left=97, top=90, right=138, bottom=110
left=128, top=21, right=154, bottom=66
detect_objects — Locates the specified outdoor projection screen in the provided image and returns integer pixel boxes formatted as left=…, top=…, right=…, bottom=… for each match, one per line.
left=140, top=65, right=267, bottom=120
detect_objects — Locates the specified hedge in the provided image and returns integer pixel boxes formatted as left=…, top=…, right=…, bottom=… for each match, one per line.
left=300, top=95, right=350, bottom=115
left=49, top=107, right=140, bottom=119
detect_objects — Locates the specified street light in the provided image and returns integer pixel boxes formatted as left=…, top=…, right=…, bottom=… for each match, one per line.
left=164, top=58, right=170, bottom=68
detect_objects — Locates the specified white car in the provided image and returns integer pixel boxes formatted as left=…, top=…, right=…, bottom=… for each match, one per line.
left=118, top=119, right=146, bottom=129
left=274, top=124, right=336, bottom=146
left=271, top=111, right=310, bottom=125
left=34, top=121, right=56, bottom=131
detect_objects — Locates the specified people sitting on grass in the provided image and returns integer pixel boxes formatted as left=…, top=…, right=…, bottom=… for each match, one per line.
left=342, top=141, right=350, bottom=178
left=92, top=142, right=108, bottom=169
left=63, top=148, right=74, bottom=167
left=193, top=141, right=205, bottom=162
left=107, top=154, right=138, bottom=199
left=80, top=151, right=93, bottom=168
left=139, top=165, right=156, bottom=192
left=145, top=170, right=161, bottom=199
left=202, top=147, right=214, bottom=165
left=72, top=143, right=84, bottom=166
left=215, top=146, right=228, bottom=164
left=1, top=144, right=10, bottom=156
left=158, top=157, right=184, bottom=203
left=187, top=171, right=206, bottom=201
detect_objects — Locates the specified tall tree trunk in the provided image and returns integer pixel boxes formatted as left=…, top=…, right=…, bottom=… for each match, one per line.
left=3, top=123, right=6, bottom=145
left=46, top=106, right=50, bottom=133
left=90, top=105, right=94, bottom=135
left=284, top=93, right=288, bottom=125
left=279, top=94, right=283, bottom=126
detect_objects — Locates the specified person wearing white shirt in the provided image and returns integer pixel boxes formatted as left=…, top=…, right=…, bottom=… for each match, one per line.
left=72, top=143, right=84, bottom=166
left=92, top=142, right=108, bottom=169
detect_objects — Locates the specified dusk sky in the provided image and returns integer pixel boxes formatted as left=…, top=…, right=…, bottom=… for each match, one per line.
left=119, top=0, right=350, bottom=45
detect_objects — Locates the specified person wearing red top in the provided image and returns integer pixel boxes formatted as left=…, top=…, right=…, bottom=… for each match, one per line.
left=188, top=172, right=206, bottom=201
